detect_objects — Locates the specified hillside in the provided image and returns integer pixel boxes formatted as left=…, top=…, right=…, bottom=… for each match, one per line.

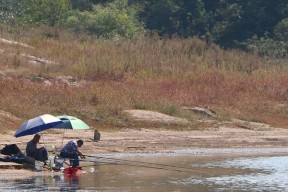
left=1, top=27, right=288, bottom=133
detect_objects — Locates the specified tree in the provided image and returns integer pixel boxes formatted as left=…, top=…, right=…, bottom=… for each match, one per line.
left=69, top=0, right=93, bottom=11
left=66, top=0, right=144, bottom=39
left=20, top=0, right=70, bottom=27
left=178, top=0, right=208, bottom=37
left=209, top=0, right=288, bottom=47
left=0, top=0, right=23, bottom=24
left=274, top=18, right=288, bottom=42
left=138, top=0, right=180, bottom=36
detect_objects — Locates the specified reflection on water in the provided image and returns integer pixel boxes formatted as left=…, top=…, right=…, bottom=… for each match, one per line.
left=191, top=156, right=288, bottom=191
left=0, top=174, right=80, bottom=191
left=1, top=152, right=288, bottom=191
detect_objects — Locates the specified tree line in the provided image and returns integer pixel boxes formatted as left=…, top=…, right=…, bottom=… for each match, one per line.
left=1, top=0, right=287, bottom=58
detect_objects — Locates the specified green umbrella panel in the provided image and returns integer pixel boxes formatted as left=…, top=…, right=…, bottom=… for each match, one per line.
left=54, top=115, right=89, bottom=130
left=54, top=115, right=90, bottom=151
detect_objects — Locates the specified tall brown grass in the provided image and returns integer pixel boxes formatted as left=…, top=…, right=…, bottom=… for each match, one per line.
left=1, top=25, right=288, bottom=131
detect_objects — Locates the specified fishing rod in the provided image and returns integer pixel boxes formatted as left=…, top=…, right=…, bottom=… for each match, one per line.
left=85, top=154, right=194, bottom=170
left=55, top=158, right=198, bottom=173
left=79, top=158, right=196, bottom=173
left=84, top=155, right=196, bottom=173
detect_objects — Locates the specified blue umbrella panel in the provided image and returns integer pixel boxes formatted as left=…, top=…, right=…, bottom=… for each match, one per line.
left=15, top=114, right=63, bottom=138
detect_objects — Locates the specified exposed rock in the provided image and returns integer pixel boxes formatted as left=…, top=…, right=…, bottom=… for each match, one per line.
left=8, top=75, right=87, bottom=87
left=0, top=70, right=6, bottom=78
left=231, top=118, right=271, bottom=131
left=0, top=50, right=57, bottom=67
left=183, top=106, right=216, bottom=117
left=55, top=76, right=87, bottom=87
left=0, top=110, right=20, bottom=121
left=0, top=38, right=57, bottom=67
left=21, top=54, right=57, bottom=66
left=56, top=76, right=76, bottom=84
left=124, top=109, right=189, bottom=125
left=43, top=80, right=53, bottom=86
left=0, top=38, right=34, bottom=49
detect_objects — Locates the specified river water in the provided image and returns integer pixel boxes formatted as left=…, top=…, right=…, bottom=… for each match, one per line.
left=1, top=148, right=288, bottom=191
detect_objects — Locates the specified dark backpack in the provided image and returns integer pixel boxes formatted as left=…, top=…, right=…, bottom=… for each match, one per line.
left=0, top=144, right=21, bottom=155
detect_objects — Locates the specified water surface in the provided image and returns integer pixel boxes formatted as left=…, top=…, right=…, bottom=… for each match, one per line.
left=1, top=148, right=288, bottom=191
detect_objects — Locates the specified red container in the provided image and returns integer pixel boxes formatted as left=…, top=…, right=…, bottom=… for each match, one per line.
left=64, top=167, right=82, bottom=175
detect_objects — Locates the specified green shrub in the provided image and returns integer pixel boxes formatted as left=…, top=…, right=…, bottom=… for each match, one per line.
left=274, top=18, right=288, bottom=42
left=66, top=0, right=144, bottom=39
left=247, top=34, right=288, bottom=58
left=20, top=0, right=70, bottom=27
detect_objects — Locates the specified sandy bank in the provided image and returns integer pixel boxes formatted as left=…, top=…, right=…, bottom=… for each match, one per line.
left=1, top=126, right=288, bottom=174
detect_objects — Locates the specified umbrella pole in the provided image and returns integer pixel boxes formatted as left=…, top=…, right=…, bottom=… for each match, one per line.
left=40, top=132, right=47, bottom=149
left=61, top=129, right=65, bottom=149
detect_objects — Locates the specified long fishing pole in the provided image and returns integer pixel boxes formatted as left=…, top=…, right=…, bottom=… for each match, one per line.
left=84, top=155, right=196, bottom=173
left=79, top=159, right=196, bottom=173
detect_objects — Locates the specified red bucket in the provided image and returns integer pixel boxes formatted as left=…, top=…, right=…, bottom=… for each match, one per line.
left=64, top=167, right=82, bottom=175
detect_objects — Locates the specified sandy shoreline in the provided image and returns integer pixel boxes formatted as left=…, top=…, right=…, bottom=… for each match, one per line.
left=1, top=126, right=288, bottom=174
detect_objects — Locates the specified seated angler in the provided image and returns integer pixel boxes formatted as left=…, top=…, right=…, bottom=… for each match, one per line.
left=26, top=134, right=48, bottom=164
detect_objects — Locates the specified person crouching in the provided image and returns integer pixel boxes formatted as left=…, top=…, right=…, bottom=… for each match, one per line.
left=60, top=140, right=85, bottom=168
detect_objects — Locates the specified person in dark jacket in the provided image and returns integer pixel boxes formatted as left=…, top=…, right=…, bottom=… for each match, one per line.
left=26, top=134, right=48, bottom=163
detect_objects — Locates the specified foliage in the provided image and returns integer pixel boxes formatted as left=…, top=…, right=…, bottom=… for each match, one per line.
left=0, top=0, right=23, bottom=23
left=131, top=0, right=288, bottom=57
left=179, top=0, right=208, bottom=37
left=274, top=18, right=288, bottom=42
left=139, top=0, right=181, bottom=36
left=1, top=0, right=288, bottom=57
left=247, top=33, right=288, bottom=58
left=66, top=0, right=144, bottom=39
left=19, top=0, right=70, bottom=27
left=69, top=0, right=93, bottom=11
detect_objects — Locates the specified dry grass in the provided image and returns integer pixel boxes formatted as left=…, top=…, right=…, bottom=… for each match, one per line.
left=1, top=25, right=288, bottom=131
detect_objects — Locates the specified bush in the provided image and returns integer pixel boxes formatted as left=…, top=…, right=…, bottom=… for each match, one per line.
left=246, top=34, right=288, bottom=58
left=19, top=0, right=70, bottom=27
left=66, top=0, right=144, bottom=39
left=274, top=18, right=288, bottom=42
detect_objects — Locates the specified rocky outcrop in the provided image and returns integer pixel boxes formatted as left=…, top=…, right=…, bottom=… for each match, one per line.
left=183, top=106, right=217, bottom=118
left=0, top=38, right=57, bottom=67
left=124, top=109, right=189, bottom=125
left=231, top=118, right=271, bottom=131
left=21, top=54, right=57, bottom=66
left=0, top=38, right=33, bottom=49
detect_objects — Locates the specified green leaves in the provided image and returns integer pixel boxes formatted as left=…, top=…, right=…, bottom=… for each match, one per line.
left=66, top=0, right=144, bottom=39
left=19, top=0, right=70, bottom=26
left=0, top=0, right=23, bottom=23
left=274, top=18, right=288, bottom=42
left=1, top=0, right=287, bottom=57
left=247, top=33, right=288, bottom=58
